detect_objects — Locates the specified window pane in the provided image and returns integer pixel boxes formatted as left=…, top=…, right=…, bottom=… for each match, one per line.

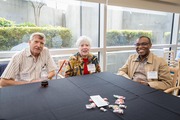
left=107, top=6, right=173, bottom=46
left=106, top=49, right=165, bottom=73
left=0, top=0, right=100, bottom=52
left=107, top=51, right=136, bottom=73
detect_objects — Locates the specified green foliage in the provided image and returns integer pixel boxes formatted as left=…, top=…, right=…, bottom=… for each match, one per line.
left=0, top=27, right=72, bottom=51
left=41, top=27, right=72, bottom=48
left=106, top=30, right=152, bottom=46
left=164, top=32, right=180, bottom=43
left=0, top=17, right=15, bottom=27
left=18, top=22, right=36, bottom=27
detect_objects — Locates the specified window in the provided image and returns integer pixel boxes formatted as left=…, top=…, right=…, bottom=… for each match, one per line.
left=107, top=6, right=173, bottom=46
left=106, top=5, right=174, bottom=73
left=0, top=0, right=100, bottom=52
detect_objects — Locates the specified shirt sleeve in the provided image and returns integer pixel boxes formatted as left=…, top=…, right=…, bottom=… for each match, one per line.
left=45, top=48, right=57, bottom=73
left=1, top=53, right=22, bottom=80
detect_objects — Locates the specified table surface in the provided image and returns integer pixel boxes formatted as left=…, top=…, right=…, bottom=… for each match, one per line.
left=0, top=72, right=180, bottom=120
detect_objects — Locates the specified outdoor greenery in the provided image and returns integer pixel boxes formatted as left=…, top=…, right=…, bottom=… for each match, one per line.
left=0, top=18, right=72, bottom=51
left=0, top=18, right=15, bottom=27
left=18, top=22, right=37, bottom=27
left=106, top=30, right=153, bottom=46
left=0, top=27, right=72, bottom=50
left=0, top=17, right=172, bottom=51
left=164, top=32, right=180, bottom=43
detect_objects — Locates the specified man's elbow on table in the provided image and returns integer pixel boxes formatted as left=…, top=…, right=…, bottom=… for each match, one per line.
left=117, top=71, right=131, bottom=79
left=0, top=78, right=15, bottom=87
left=0, top=78, right=28, bottom=87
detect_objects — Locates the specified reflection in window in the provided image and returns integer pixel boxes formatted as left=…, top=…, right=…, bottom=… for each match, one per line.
left=0, top=0, right=100, bottom=51
left=107, top=6, right=173, bottom=46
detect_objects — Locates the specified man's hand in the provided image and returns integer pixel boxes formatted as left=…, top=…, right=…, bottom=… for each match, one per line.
left=138, top=81, right=149, bottom=86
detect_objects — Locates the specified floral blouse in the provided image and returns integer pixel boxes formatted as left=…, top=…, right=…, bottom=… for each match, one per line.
left=65, top=52, right=101, bottom=77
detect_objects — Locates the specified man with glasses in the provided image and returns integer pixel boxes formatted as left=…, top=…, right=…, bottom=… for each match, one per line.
left=117, top=36, right=172, bottom=90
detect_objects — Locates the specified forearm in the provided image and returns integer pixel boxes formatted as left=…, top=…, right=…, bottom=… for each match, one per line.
left=117, top=67, right=131, bottom=79
left=48, top=70, right=55, bottom=80
left=0, top=78, right=29, bottom=87
left=148, top=80, right=172, bottom=90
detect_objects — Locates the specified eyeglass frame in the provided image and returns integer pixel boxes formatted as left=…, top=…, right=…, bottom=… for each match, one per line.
left=134, top=42, right=150, bottom=47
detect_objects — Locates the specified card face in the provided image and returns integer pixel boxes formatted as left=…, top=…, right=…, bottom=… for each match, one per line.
left=147, top=71, right=158, bottom=79
left=20, top=72, right=30, bottom=81
left=90, top=95, right=108, bottom=107
left=87, top=64, right=96, bottom=73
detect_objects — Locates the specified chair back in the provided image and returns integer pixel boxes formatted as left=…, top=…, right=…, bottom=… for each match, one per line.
left=0, top=64, right=8, bottom=76
left=56, top=60, right=68, bottom=79
left=0, top=63, right=8, bottom=88
left=169, top=67, right=179, bottom=87
left=163, top=50, right=176, bottom=67
left=164, top=86, right=180, bottom=97
left=165, top=67, right=180, bottom=96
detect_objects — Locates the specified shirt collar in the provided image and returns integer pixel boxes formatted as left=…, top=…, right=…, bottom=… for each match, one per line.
left=25, top=47, right=32, bottom=57
left=25, top=47, right=43, bottom=58
left=134, top=52, right=153, bottom=64
left=77, top=52, right=93, bottom=62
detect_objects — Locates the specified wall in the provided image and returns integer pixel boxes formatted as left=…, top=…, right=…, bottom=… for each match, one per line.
left=0, top=0, right=63, bottom=26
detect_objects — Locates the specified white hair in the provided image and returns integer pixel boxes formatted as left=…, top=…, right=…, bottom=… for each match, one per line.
left=76, top=36, right=92, bottom=47
left=29, top=32, right=46, bottom=41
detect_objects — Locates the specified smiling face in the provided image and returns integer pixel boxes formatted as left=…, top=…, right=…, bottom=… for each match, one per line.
left=29, top=35, right=45, bottom=58
left=135, top=37, right=152, bottom=59
left=78, top=41, right=90, bottom=58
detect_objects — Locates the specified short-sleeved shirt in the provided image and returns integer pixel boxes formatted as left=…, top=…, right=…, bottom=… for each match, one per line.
left=1, top=47, right=57, bottom=81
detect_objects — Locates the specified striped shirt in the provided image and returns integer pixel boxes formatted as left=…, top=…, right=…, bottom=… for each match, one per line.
left=1, top=47, right=57, bottom=81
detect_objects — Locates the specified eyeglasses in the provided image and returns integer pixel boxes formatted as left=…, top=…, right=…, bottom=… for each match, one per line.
left=134, top=42, right=149, bottom=47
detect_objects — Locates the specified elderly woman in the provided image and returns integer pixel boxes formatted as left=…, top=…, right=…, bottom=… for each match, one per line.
left=65, top=36, right=101, bottom=77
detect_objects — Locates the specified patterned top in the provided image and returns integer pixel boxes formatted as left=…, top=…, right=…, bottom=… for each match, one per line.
left=65, top=52, right=101, bottom=77
left=1, top=47, right=57, bottom=81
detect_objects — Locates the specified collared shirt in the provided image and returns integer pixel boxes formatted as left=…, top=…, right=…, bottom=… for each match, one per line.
left=1, top=47, right=57, bottom=81
left=133, top=56, right=148, bottom=82
left=118, top=52, right=173, bottom=90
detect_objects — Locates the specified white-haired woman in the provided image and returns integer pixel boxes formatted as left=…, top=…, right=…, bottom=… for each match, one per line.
left=65, top=36, right=101, bottom=77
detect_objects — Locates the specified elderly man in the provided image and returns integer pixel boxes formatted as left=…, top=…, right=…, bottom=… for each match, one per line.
left=0, top=32, right=57, bottom=87
left=117, top=36, right=172, bottom=90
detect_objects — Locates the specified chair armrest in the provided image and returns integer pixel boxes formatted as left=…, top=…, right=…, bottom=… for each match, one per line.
left=164, top=86, right=180, bottom=93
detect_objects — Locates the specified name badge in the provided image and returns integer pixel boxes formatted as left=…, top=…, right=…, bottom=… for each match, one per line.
left=147, top=71, right=158, bottom=79
left=20, top=72, right=30, bottom=81
left=87, top=64, right=96, bottom=73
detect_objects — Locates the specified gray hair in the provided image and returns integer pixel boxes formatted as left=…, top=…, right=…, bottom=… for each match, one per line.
left=76, top=36, right=92, bottom=47
left=29, top=32, right=46, bottom=41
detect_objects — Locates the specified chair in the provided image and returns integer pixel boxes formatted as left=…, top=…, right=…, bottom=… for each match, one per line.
left=56, top=59, right=68, bottom=79
left=0, top=63, right=8, bottom=88
left=163, top=50, right=176, bottom=67
left=164, top=67, right=179, bottom=96
left=0, top=63, right=8, bottom=76
left=169, top=67, right=179, bottom=87
left=164, top=86, right=180, bottom=97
